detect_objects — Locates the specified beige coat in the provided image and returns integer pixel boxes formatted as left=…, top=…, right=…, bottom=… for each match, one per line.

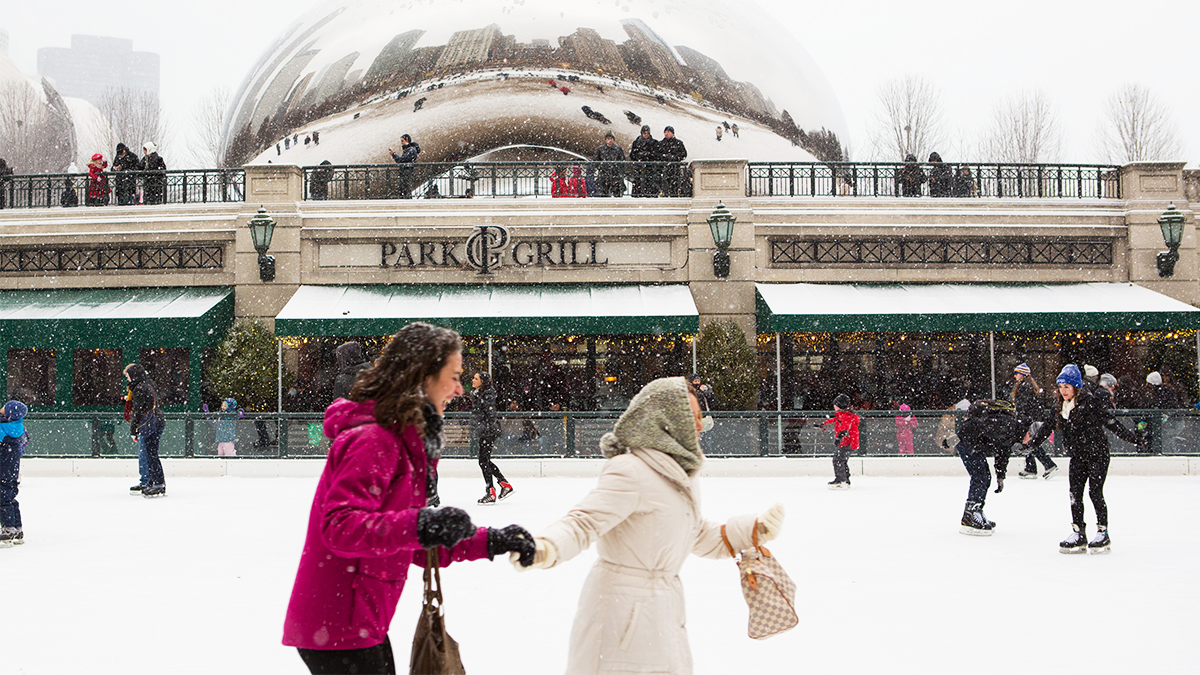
left=539, top=447, right=757, bottom=675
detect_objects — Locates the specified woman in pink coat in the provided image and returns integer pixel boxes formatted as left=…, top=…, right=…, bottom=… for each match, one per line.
left=895, top=404, right=919, bottom=455
left=283, top=322, right=535, bottom=674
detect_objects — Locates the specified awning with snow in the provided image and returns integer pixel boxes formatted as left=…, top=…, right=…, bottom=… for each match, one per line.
left=755, top=283, right=1200, bottom=333
left=275, top=284, right=700, bottom=337
left=0, top=287, right=234, bottom=347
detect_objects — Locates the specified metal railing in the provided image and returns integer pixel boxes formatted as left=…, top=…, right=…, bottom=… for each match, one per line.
left=19, top=409, right=1196, bottom=459
left=0, top=169, right=245, bottom=209
left=747, top=162, right=1122, bottom=199
left=302, top=161, right=692, bottom=200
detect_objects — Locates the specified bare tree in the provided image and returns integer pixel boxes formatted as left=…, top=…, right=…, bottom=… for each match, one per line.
left=868, top=75, right=947, bottom=161
left=0, top=79, right=75, bottom=173
left=1095, top=84, right=1182, bottom=164
left=981, top=89, right=1062, bottom=164
left=190, top=86, right=231, bottom=167
left=97, top=87, right=169, bottom=157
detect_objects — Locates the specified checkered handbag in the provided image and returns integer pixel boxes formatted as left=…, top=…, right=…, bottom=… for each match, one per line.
left=721, top=524, right=798, bottom=640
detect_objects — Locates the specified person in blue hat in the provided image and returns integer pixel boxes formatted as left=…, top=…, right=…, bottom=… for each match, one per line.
left=1025, top=364, right=1142, bottom=554
left=204, top=398, right=245, bottom=456
left=0, top=399, right=29, bottom=547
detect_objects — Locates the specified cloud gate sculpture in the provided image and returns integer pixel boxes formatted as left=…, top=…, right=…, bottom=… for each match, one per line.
left=222, top=0, right=847, bottom=167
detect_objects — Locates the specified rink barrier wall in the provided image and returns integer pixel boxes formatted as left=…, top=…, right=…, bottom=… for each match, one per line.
left=20, top=456, right=1200, bottom=479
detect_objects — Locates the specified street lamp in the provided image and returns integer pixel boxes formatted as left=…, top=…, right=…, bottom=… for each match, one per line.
left=707, top=202, right=736, bottom=278
left=247, top=207, right=276, bottom=282
left=1156, top=203, right=1185, bottom=278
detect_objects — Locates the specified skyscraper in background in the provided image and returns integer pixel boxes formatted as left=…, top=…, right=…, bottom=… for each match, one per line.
left=37, top=35, right=159, bottom=106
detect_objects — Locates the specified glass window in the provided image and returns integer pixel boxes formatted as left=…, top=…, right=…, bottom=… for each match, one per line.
left=7, top=349, right=56, bottom=405
left=140, top=348, right=190, bottom=405
left=73, top=349, right=124, bottom=406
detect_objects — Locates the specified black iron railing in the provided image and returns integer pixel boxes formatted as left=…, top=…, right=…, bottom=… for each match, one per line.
left=19, top=409, right=1195, bottom=459
left=770, top=239, right=1114, bottom=266
left=302, top=161, right=691, bottom=200
left=0, top=169, right=245, bottom=209
left=747, top=162, right=1122, bottom=199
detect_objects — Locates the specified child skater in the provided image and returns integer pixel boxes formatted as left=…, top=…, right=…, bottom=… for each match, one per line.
left=954, top=399, right=1027, bottom=535
left=0, top=400, right=29, bottom=547
left=204, top=398, right=244, bottom=456
left=895, top=404, right=918, bottom=455
left=823, top=393, right=860, bottom=489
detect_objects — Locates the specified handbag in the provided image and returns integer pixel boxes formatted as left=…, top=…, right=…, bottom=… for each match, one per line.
left=721, top=524, right=798, bottom=640
left=410, top=547, right=466, bottom=675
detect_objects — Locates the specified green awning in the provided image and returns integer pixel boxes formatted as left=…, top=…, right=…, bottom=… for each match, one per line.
left=0, top=287, right=235, bottom=348
left=275, top=284, right=699, bottom=337
left=756, top=283, right=1200, bottom=333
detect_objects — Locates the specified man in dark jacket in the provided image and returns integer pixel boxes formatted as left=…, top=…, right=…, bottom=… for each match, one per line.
left=112, top=143, right=141, bottom=205
left=956, top=399, right=1027, bottom=534
left=124, top=363, right=167, bottom=497
left=389, top=134, right=420, bottom=199
left=331, top=341, right=371, bottom=402
left=310, top=160, right=334, bottom=200
left=593, top=131, right=625, bottom=197
left=0, top=158, right=12, bottom=210
left=896, top=154, right=927, bottom=197
left=141, top=142, right=167, bottom=205
left=629, top=125, right=659, bottom=197
left=657, top=126, right=688, bottom=196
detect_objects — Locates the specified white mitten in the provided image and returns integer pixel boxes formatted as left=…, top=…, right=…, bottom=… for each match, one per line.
left=756, top=502, right=786, bottom=542
left=510, top=538, right=558, bottom=571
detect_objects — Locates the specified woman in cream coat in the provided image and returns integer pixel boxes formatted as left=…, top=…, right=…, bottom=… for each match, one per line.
left=512, top=376, right=785, bottom=675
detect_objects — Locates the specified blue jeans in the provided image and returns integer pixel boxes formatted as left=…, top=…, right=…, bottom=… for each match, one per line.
left=136, top=416, right=165, bottom=488
left=0, top=438, right=22, bottom=528
left=960, top=444, right=991, bottom=504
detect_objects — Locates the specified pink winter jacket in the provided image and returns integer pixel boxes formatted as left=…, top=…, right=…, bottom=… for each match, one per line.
left=282, top=399, right=489, bottom=651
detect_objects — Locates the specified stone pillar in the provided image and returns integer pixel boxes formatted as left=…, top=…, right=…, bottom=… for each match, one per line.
left=236, top=165, right=304, bottom=329
left=688, top=159, right=757, bottom=343
left=1120, top=162, right=1198, bottom=307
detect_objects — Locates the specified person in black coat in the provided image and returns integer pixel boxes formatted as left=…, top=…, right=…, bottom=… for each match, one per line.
left=689, top=373, right=716, bottom=412
left=895, top=154, right=927, bottom=197
left=657, top=126, right=688, bottom=196
left=330, top=341, right=370, bottom=402
left=593, top=131, right=626, bottom=197
left=956, top=399, right=1027, bottom=534
left=60, top=178, right=79, bottom=207
left=124, top=363, right=167, bottom=497
left=1011, top=364, right=1058, bottom=480
left=310, top=160, right=334, bottom=200
left=0, top=158, right=12, bottom=210
left=952, top=165, right=976, bottom=197
left=629, top=125, right=659, bottom=197
left=927, top=152, right=953, bottom=197
left=141, top=142, right=167, bottom=205
left=388, top=135, right=420, bottom=199
left=1025, top=365, right=1142, bottom=553
left=112, top=143, right=141, bottom=206
left=471, top=372, right=513, bottom=504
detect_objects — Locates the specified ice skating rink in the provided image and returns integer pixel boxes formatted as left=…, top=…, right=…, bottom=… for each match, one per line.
left=3, top=472, right=1197, bottom=674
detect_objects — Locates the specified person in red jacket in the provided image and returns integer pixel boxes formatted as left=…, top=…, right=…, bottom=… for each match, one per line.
left=282, top=322, right=535, bottom=674
left=823, top=393, right=860, bottom=489
left=86, top=153, right=109, bottom=206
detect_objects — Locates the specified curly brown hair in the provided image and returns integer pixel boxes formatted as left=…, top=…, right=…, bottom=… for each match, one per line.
left=348, top=322, right=462, bottom=431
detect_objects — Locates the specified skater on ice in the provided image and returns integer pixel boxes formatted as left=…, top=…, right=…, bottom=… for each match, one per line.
left=282, top=323, right=535, bottom=674
left=511, top=377, right=785, bottom=675
left=0, top=399, right=28, bottom=547
left=1011, top=363, right=1058, bottom=480
left=823, top=393, right=859, bottom=489
left=124, top=364, right=167, bottom=498
left=204, top=398, right=244, bottom=457
left=953, top=399, right=1027, bottom=535
left=470, top=371, right=513, bottom=504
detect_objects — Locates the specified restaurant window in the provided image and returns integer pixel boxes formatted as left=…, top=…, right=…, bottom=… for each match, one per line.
left=7, top=349, right=57, bottom=405
left=73, top=349, right=124, bottom=405
left=141, top=348, right=190, bottom=405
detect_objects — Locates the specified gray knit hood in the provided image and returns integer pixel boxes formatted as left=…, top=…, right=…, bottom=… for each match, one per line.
left=600, top=377, right=703, bottom=475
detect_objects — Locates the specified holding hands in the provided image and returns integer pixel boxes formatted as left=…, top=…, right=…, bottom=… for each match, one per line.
left=511, top=538, right=558, bottom=571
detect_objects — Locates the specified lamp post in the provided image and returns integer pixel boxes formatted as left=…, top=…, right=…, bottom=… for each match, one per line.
left=707, top=202, right=736, bottom=278
left=1156, top=203, right=1185, bottom=278
left=247, top=207, right=277, bottom=282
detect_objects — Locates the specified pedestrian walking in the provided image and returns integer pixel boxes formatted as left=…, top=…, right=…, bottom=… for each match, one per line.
left=471, top=372, right=513, bottom=504
left=1012, top=363, right=1058, bottom=480
left=86, top=153, right=109, bottom=206
left=282, top=323, right=534, bottom=674
left=954, top=399, right=1026, bottom=535
left=823, top=393, right=859, bottom=489
left=895, top=403, right=918, bottom=455
left=512, top=376, right=785, bottom=675
left=715, top=125, right=723, bottom=142
left=0, top=400, right=29, bottom=547
left=141, top=143, right=167, bottom=205
left=124, top=364, right=166, bottom=498
left=111, top=143, right=140, bottom=206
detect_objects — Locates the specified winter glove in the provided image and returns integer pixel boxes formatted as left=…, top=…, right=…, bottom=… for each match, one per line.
left=237, top=409, right=245, bottom=419
left=510, top=538, right=558, bottom=571
left=1011, top=442, right=1027, bottom=455
left=487, top=524, right=535, bottom=565
left=416, top=507, right=477, bottom=550
left=756, top=503, right=785, bottom=542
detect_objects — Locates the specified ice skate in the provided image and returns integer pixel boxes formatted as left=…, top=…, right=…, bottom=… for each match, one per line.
left=959, top=502, right=994, bottom=536
left=993, top=477, right=1004, bottom=493
left=828, top=481, right=849, bottom=490
left=478, top=487, right=497, bottom=505
left=1018, top=469, right=1038, bottom=479
left=1042, top=466, right=1059, bottom=480
left=0, top=527, right=21, bottom=547
left=1088, top=526, right=1111, bottom=554
left=497, top=481, right=514, bottom=501
left=1059, top=524, right=1088, bottom=554
left=143, top=486, right=167, bottom=499
left=129, top=484, right=146, bottom=495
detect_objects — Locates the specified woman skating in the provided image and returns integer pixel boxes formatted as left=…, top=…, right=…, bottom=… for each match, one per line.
left=512, top=377, right=784, bottom=675
left=1012, top=363, right=1058, bottom=480
left=1025, top=364, right=1141, bottom=554
left=471, top=372, right=513, bottom=504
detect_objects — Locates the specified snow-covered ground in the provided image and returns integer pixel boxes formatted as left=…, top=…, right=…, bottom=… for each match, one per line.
left=3, top=473, right=1197, bottom=674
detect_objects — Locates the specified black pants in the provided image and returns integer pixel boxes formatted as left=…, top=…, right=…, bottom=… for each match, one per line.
left=1069, top=452, right=1110, bottom=527
left=298, top=636, right=395, bottom=675
left=993, top=448, right=1011, bottom=482
left=832, top=448, right=851, bottom=483
left=478, top=435, right=506, bottom=488
left=1023, top=444, right=1057, bottom=473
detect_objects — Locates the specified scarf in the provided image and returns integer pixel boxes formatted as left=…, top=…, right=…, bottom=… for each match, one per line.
left=600, top=377, right=703, bottom=475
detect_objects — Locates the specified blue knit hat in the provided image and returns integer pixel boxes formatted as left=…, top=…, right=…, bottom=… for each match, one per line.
left=224, top=398, right=238, bottom=410
left=2, top=400, right=27, bottom=422
left=1056, top=364, right=1083, bottom=389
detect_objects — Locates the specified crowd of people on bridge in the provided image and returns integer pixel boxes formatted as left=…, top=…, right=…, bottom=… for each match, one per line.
left=0, top=142, right=168, bottom=209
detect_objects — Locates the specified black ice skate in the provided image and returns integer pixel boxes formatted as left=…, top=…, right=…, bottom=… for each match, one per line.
left=0, top=526, right=22, bottom=547
left=1042, top=466, right=1059, bottom=480
left=1018, top=468, right=1038, bottom=479
left=827, top=481, right=850, bottom=490
left=1088, top=526, right=1111, bottom=554
left=993, top=477, right=1005, bottom=493
left=129, top=484, right=146, bottom=495
left=143, top=486, right=167, bottom=499
left=1060, top=524, right=1088, bottom=554
left=959, top=502, right=995, bottom=536
left=497, top=481, right=514, bottom=501
left=478, top=487, right=497, bottom=505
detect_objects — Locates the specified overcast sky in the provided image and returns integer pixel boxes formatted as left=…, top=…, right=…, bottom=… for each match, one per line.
left=3, top=0, right=1196, bottom=165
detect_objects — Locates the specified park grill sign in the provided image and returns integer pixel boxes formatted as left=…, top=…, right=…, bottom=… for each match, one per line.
left=380, top=224, right=609, bottom=274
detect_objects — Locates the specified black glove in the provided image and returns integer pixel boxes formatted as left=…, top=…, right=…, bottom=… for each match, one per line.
left=416, top=507, right=476, bottom=549
left=487, top=524, right=536, bottom=565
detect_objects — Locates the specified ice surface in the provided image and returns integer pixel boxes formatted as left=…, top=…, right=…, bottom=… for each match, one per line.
left=2, top=474, right=1197, bottom=674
